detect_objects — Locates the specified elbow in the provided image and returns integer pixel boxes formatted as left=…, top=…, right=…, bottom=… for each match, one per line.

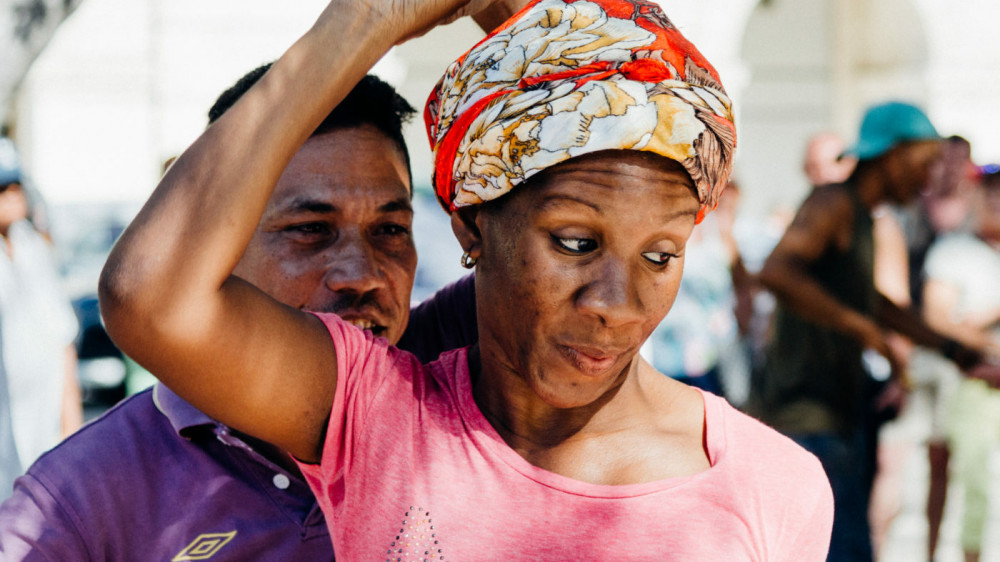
left=98, top=243, right=169, bottom=350
left=98, top=253, right=141, bottom=346
left=757, top=260, right=783, bottom=294
left=757, top=258, right=800, bottom=304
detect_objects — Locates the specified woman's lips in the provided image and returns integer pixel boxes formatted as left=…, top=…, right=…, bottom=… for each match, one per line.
left=557, top=344, right=623, bottom=376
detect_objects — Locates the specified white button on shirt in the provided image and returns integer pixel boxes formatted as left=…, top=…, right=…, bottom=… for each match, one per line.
left=273, top=473, right=291, bottom=490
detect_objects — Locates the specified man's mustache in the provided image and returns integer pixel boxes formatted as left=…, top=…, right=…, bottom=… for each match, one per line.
left=314, top=292, right=388, bottom=317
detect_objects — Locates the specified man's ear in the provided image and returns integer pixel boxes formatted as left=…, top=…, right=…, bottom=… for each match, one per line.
left=450, top=206, right=483, bottom=260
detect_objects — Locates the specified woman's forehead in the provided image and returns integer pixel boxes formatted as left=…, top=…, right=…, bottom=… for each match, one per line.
left=533, top=152, right=696, bottom=194
left=522, top=157, right=700, bottom=219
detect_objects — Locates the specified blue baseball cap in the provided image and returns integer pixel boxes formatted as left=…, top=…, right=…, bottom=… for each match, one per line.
left=844, top=101, right=940, bottom=161
left=0, top=137, right=22, bottom=186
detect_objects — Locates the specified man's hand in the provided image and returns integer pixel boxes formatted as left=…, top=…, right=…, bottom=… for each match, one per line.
left=941, top=338, right=984, bottom=372
left=968, top=362, right=1000, bottom=388
left=873, top=378, right=908, bottom=420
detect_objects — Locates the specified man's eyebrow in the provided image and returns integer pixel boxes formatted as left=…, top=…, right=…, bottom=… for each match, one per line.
left=278, top=196, right=413, bottom=215
left=282, top=198, right=337, bottom=214
left=379, top=198, right=413, bottom=214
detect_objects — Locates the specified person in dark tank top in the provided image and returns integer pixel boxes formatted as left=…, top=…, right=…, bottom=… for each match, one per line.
left=748, top=101, right=1000, bottom=562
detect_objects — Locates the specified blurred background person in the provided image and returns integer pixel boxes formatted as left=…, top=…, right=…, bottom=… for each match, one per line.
left=749, top=101, right=992, bottom=562
left=0, top=137, right=80, bottom=496
left=920, top=166, right=1000, bottom=562
left=867, top=191, right=916, bottom=558
left=0, top=325, right=20, bottom=500
left=643, top=180, right=754, bottom=406
left=880, top=134, right=979, bottom=561
left=804, top=132, right=858, bottom=188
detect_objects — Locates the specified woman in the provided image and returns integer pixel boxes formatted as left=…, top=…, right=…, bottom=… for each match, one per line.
left=99, top=0, right=833, bottom=558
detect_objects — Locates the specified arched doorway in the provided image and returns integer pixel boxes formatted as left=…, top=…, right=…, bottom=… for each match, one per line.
left=736, top=0, right=929, bottom=216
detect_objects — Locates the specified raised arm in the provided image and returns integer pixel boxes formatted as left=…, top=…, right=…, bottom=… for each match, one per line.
left=759, top=188, right=886, bottom=352
left=98, top=0, right=469, bottom=462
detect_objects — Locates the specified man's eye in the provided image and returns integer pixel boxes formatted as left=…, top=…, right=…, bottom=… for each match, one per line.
left=286, top=223, right=329, bottom=236
left=376, top=223, right=410, bottom=237
left=554, top=236, right=597, bottom=254
left=641, top=251, right=675, bottom=266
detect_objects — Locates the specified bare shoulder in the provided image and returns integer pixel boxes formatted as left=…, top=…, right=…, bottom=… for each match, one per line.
left=770, top=184, right=855, bottom=258
left=637, top=360, right=708, bottom=465
left=790, top=185, right=854, bottom=231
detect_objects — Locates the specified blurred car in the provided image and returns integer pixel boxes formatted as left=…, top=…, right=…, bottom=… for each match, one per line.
left=72, top=294, right=128, bottom=417
left=52, top=203, right=136, bottom=418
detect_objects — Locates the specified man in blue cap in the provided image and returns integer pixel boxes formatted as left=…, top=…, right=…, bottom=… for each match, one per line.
left=749, top=101, right=998, bottom=561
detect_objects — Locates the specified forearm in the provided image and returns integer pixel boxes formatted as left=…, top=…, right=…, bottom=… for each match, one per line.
left=100, top=4, right=394, bottom=343
left=962, top=305, right=1000, bottom=331
left=924, top=313, right=998, bottom=354
left=759, top=260, right=876, bottom=345
left=875, top=293, right=948, bottom=350
left=96, top=2, right=397, bottom=456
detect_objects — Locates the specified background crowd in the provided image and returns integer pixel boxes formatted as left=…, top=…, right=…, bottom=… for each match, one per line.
left=0, top=0, right=999, bottom=561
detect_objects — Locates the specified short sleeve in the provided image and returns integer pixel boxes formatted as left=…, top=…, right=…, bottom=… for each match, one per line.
left=923, top=235, right=976, bottom=287
left=776, top=473, right=834, bottom=562
left=0, top=474, right=91, bottom=560
left=295, top=313, right=423, bottom=516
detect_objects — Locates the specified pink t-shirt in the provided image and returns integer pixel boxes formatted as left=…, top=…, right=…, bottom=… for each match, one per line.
left=299, top=313, right=833, bottom=561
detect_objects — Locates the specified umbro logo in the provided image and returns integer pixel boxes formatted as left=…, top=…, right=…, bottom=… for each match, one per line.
left=172, top=531, right=237, bottom=561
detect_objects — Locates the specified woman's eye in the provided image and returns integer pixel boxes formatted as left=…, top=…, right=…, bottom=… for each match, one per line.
left=554, top=236, right=597, bottom=254
left=642, top=251, right=675, bottom=266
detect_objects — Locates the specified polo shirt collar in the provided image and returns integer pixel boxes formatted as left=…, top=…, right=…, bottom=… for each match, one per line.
left=152, top=383, right=217, bottom=436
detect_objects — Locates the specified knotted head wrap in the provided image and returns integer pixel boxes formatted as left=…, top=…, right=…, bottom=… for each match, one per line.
left=425, top=0, right=736, bottom=222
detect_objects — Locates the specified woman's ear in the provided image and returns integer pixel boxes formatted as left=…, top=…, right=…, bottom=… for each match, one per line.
left=450, top=206, right=483, bottom=260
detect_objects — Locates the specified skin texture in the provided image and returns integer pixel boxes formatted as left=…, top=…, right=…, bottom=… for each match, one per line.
left=232, top=126, right=416, bottom=344
left=453, top=151, right=710, bottom=484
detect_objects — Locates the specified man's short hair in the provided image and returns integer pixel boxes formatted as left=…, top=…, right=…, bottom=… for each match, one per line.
left=208, top=64, right=416, bottom=186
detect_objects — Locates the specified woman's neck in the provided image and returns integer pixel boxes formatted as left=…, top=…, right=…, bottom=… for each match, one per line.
left=468, top=344, right=646, bottom=450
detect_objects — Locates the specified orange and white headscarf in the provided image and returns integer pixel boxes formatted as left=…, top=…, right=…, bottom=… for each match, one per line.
left=425, top=0, right=736, bottom=222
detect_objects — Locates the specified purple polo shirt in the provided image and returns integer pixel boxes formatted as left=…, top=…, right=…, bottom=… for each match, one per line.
left=0, top=273, right=478, bottom=560
left=0, top=385, right=333, bottom=561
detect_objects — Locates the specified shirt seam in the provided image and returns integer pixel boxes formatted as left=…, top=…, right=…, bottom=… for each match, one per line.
left=21, top=471, right=97, bottom=561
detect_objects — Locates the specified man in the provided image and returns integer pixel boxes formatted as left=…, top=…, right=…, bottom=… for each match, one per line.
left=0, top=138, right=80, bottom=493
left=0, top=67, right=474, bottom=560
left=803, top=132, right=856, bottom=188
left=749, top=101, right=994, bottom=562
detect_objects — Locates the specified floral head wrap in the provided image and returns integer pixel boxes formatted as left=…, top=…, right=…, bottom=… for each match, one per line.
left=425, top=0, right=736, bottom=222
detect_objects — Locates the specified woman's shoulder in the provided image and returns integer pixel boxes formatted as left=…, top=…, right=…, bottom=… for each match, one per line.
left=706, top=393, right=828, bottom=486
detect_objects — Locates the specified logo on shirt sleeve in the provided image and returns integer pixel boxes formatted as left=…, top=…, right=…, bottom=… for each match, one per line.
left=172, top=531, right=237, bottom=561
left=385, top=506, right=445, bottom=561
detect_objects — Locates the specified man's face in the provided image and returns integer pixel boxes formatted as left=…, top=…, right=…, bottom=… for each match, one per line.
left=884, top=140, right=943, bottom=204
left=977, top=182, right=1000, bottom=242
left=0, top=183, right=28, bottom=234
left=233, top=125, right=417, bottom=344
left=804, top=134, right=854, bottom=186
